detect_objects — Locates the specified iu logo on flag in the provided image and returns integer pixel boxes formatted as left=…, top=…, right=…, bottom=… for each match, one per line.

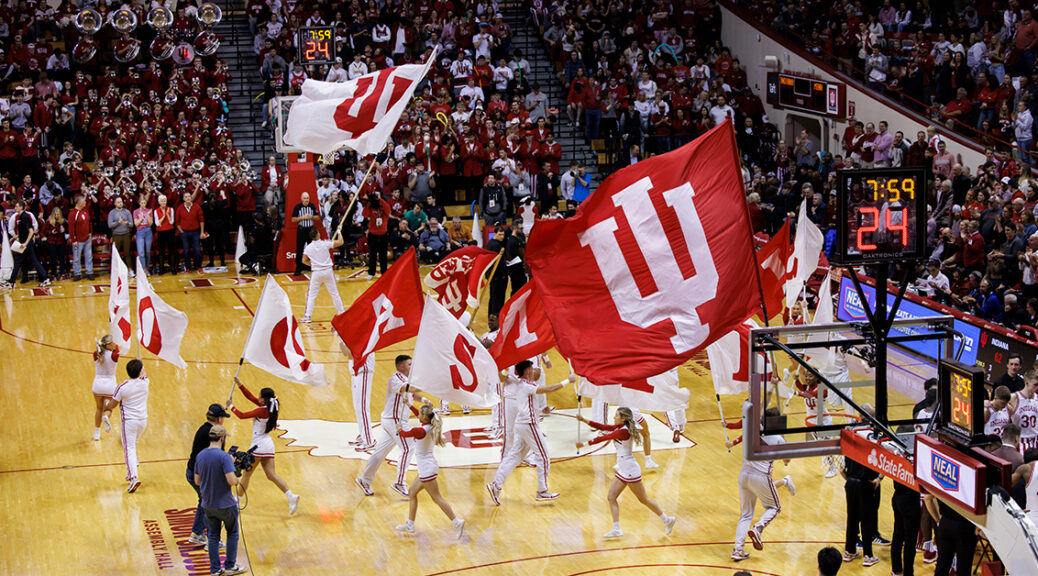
left=578, top=177, right=718, bottom=354
left=334, top=70, right=413, bottom=138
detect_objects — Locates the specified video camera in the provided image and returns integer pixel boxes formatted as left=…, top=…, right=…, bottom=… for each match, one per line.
left=228, top=445, right=257, bottom=477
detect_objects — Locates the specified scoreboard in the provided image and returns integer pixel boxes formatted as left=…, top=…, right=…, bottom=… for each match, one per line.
left=833, top=167, right=928, bottom=265
left=938, top=359, right=986, bottom=442
left=765, top=71, right=846, bottom=118
left=298, top=27, right=335, bottom=65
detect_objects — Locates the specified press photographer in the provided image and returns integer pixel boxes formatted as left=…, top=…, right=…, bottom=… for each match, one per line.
left=193, top=424, right=246, bottom=576
left=362, top=189, right=392, bottom=279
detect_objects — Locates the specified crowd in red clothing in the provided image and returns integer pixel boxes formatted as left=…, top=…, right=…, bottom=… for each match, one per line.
left=0, top=1, right=259, bottom=279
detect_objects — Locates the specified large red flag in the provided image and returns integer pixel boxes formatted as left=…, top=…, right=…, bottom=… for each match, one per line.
left=332, top=248, right=423, bottom=366
left=525, top=121, right=761, bottom=383
left=756, top=220, right=790, bottom=318
left=422, top=245, right=499, bottom=318
left=489, top=282, right=556, bottom=369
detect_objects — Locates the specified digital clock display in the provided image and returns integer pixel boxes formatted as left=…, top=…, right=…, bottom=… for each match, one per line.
left=298, top=27, right=335, bottom=65
left=834, top=168, right=927, bottom=265
left=938, top=359, right=985, bottom=441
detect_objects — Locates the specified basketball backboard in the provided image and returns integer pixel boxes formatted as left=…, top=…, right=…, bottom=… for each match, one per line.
left=275, top=95, right=302, bottom=154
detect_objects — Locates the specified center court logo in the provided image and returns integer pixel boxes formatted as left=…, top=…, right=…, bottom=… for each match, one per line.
left=932, top=452, right=960, bottom=491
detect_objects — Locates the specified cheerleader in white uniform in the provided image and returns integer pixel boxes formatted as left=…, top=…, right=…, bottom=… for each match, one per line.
left=229, top=377, right=301, bottom=515
left=91, top=335, right=118, bottom=440
left=394, top=405, right=465, bottom=538
left=576, top=407, right=676, bottom=538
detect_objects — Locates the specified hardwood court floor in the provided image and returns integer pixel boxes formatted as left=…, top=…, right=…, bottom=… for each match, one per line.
left=0, top=270, right=930, bottom=575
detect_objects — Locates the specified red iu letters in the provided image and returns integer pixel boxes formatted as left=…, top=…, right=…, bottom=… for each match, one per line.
left=333, top=71, right=412, bottom=138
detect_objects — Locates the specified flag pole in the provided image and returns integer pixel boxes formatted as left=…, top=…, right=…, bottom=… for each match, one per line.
left=470, top=250, right=503, bottom=316
left=232, top=275, right=271, bottom=402
left=336, top=156, right=382, bottom=237
left=727, top=118, right=772, bottom=328
left=716, top=393, right=731, bottom=453
left=568, top=359, right=580, bottom=454
left=134, top=257, right=142, bottom=360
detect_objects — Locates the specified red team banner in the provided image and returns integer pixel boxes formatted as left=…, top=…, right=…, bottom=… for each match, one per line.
left=756, top=221, right=790, bottom=318
left=525, top=121, right=762, bottom=383
left=489, top=282, right=556, bottom=370
left=422, top=246, right=499, bottom=319
left=332, top=247, right=424, bottom=365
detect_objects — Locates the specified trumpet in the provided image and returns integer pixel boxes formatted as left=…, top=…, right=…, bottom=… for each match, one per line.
left=104, top=167, right=114, bottom=177
left=125, top=181, right=138, bottom=194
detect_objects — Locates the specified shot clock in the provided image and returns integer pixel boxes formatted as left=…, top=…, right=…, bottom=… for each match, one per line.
left=833, top=167, right=927, bottom=265
left=298, top=27, right=335, bottom=65
left=937, top=359, right=986, bottom=442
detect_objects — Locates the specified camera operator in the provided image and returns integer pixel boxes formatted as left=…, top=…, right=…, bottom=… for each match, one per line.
left=362, top=190, right=391, bottom=279
left=194, top=425, right=246, bottom=576
left=186, top=404, right=231, bottom=549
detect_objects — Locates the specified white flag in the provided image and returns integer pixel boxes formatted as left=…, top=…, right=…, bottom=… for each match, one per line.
left=805, top=271, right=836, bottom=371
left=235, top=225, right=247, bottom=275
left=410, top=297, right=500, bottom=407
left=0, top=227, right=12, bottom=280
left=706, top=317, right=760, bottom=395
left=784, top=198, right=824, bottom=306
left=243, top=275, right=327, bottom=386
left=577, top=369, right=689, bottom=411
left=284, top=53, right=436, bottom=157
left=472, top=212, right=482, bottom=248
left=109, top=246, right=132, bottom=352
left=136, top=258, right=188, bottom=368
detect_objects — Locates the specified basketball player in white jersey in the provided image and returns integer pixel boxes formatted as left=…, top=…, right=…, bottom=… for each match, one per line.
left=300, top=228, right=345, bottom=323
left=985, top=385, right=1015, bottom=438
left=394, top=405, right=466, bottom=538
left=487, top=360, right=569, bottom=504
left=105, top=359, right=149, bottom=493
left=356, top=355, right=428, bottom=497
left=91, top=334, right=119, bottom=440
left=340, top=341, right=376, bottom=451
left=728, top=406, right=796, bottom=561
left=1011, top=452, right=1038, bottom=532
left=576, top=408, right=677, bottom=538
left=1010, top=370, right=1038, bottom=452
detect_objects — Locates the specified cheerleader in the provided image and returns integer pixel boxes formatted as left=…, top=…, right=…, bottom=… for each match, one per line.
left=575, top=408, right=677, bottom=538
left=228, top=377, right=301, bottom=515
left=91, top=335, right=118, bottom=440
left=394, top=405, right=465, bottom=538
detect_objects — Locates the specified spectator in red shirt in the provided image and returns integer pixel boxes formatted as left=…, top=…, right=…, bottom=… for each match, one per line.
left=960, top=220, right=986, bottom=274
left=68, top=194, right=94, bottom=280
left=362, top=191, right=392, bottom=278
left=176, top=191, right=205, bottom=272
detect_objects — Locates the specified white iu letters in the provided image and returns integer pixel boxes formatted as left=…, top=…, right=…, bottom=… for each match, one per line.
left=362, top=294, right=405, bottom=358
left=578, top=177, right=718, bottom=354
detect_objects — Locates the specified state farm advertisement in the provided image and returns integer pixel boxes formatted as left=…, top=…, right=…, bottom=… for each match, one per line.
left=841, top=428, right=918, bottom=490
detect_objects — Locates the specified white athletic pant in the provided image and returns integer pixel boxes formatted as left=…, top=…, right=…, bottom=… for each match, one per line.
left=492, top=420, right=550, bottom=494
left=359, top=419, right=414, bottom=487
left=823, top=369, right=852, bottom=411
left=351, top=367, right=374, bottom=446
left=503, top=398, right=542, bottom=465
left=734, top=469, right=781, bottom=551
left=121, top=418, right=147, bottom=481
left=303, top=268, right=344, bottom=319
left=490, top=381, right=505, bottom=432
left=666, top=409, right=687, bottom=431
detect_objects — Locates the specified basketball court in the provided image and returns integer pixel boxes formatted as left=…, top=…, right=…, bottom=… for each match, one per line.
left=0, top=270, right=934, bottom=575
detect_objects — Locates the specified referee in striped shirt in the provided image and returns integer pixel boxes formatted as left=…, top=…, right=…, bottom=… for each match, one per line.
left=291, top=192, right=319, bottom=275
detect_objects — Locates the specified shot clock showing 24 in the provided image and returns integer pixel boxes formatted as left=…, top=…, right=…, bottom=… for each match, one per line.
left=834, top=167, right=928, bottom=265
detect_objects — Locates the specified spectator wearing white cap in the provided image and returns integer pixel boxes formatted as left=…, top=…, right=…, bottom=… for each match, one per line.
left=326, top=58, right=348, bottom=83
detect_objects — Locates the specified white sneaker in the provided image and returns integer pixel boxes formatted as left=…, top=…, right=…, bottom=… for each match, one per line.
left=223, top=564, right=247, bottom=575
left=663, top=515, right=677, bottom=535
left=644, top=458, right=659, bottom=469
left=92, top=429, right=100, bottom=441
left=731, top=550, right=750, bottom=561
left=535, top=490, right=559, bottom=501
left=300, top=317, right=312, bottom=323
left=486, top=483, right=501, bottom=506
left=748, top=527, right=763, bottom=550
left=365, top=274, right=375, bottom=280
left=102, top=415, right=111, bottom=433
left=453, top=517, right=465, bottom=539
left=391, top=483, right=409, bottom=497
left=127, top=479, right=141, bottom=493
left=603, top=527, right=624, bottom=538
left=462, top=407, right=472, bottom=414
left=355, top=478, right=374, bottom=496
left=783, top=475, right=796, bottom=496
left=287, top=493, right=300, bottom=515
left=825, top=467, right=839, bottom=478
left=187, top=533, right=206, bottom=546
left=203, top=540, right=226, bottom=552
left=394, top=521, right=415, bottom=533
